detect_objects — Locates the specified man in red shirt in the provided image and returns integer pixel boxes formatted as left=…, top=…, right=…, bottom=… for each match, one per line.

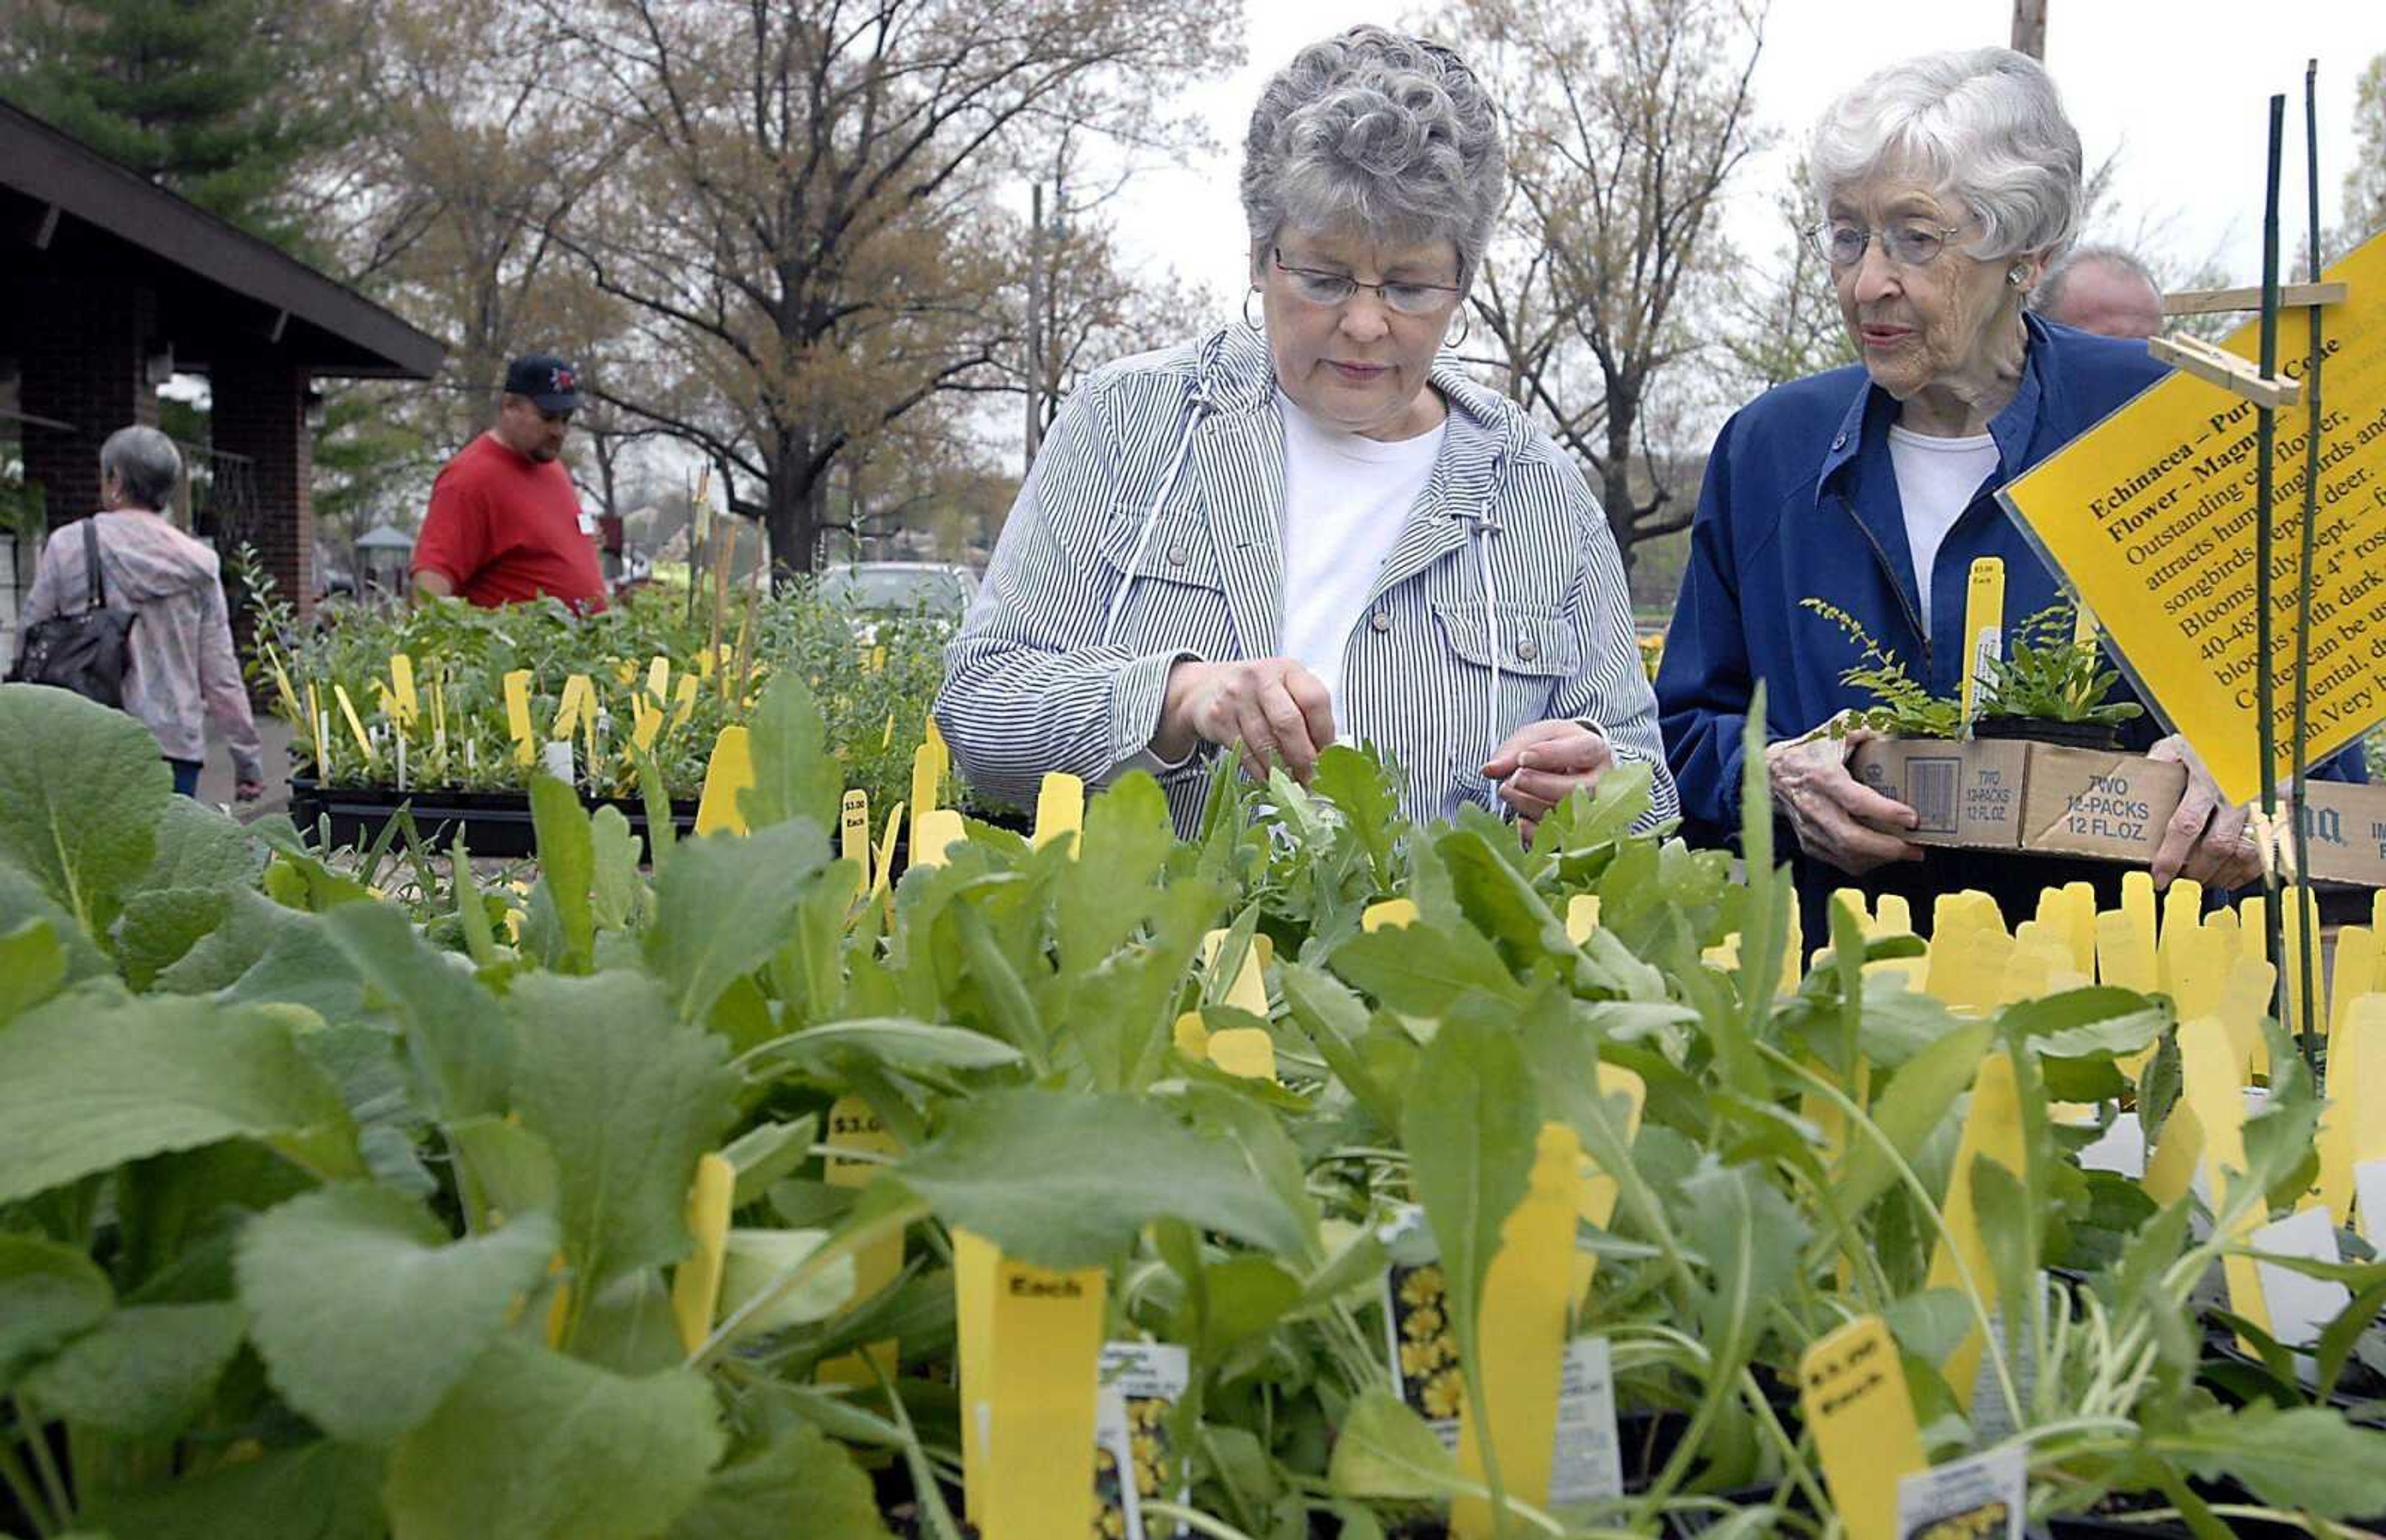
left=412, top=354, right=608, bottom=613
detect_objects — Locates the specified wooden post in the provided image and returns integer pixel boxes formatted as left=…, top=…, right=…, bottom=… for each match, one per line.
left=2011, top=0, right=2047, bottom=58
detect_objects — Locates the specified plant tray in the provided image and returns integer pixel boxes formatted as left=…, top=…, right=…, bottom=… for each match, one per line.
left=286, top=778, right=700, bottom=859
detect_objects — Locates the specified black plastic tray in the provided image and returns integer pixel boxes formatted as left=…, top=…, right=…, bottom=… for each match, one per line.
left=287, top=778, right=700, bottom=859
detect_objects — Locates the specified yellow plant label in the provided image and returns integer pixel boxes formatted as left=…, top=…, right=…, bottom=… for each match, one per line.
left=1033, top=772, right=1084, bottom=852
left=2217, top=956, right=2277, bottom=1083
left=2178, top=1016, right=2274, bottom=1341
left=2155, top=878, right=2204, bottom=998
left=1565, top=894, right=1602, bottom=945
left=671, top=673, right=701, bottom=727
left=332, top=684, right=376, bottom=764
left=388, top=654, right=417, bottom=722
left=1172, top=1011, right=1209, bottom=1062
left=818, top=1095, right=904, bottom=1387
left=647, top=655, right=670, bottom=703
left=503, top=669, right=536, bottom=764
left=1207, top=1027, right=1277, bottom=1081
left=1798, top=1314, right=1927, bottom=1540
left=1454, top=1122, right=1584, bottom=1539
left=1999, top=229, right=2386, bottom=804
left=871, top=802, right=905, bottom=911
left=911, top=742, right=941, bottom=822
left=970, top=1249, right=1108, bottom=1540
left=1200, top=929, right=1272, bottom=1018
left=912, top=808, right=966, bottom=868
left=1575, top=1064, right=1645, bottom=1312
left=1959, top=555, right=2006, bottom=723
left=631, top=698, right=662, bottom=753
left=954, top=1229, right=1000, bottom=1517
left=840, top=790, right=871, bottom=869
left=1927, top=1047, right=2025, bottom=1403
left=1362, top=898, right=1419, bottom=932
left=669, top=1152, right=736, bottom=1355
left=2343, top=998, right=2386, bottom=1244
left=694, top=726, right=754, bottom=836
left=2142, top=1101, right=2206, bottom=1208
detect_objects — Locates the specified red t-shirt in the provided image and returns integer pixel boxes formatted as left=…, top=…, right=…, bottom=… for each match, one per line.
left=413, top=434, right=607, bottom=613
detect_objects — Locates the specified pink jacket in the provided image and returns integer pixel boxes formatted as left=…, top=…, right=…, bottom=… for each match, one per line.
left=21, top=511, right=263, bottom=781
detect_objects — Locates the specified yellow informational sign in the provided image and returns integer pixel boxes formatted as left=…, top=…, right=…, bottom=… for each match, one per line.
left=2000, top=229, right=2386, bottom=804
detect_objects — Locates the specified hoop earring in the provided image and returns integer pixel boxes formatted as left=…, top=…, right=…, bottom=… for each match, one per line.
left=2006, top=264, right=2031, bottom=288
left=1242, top=288, right=1263, bottom=332
left=1444, top=307, right=1471, bottom=350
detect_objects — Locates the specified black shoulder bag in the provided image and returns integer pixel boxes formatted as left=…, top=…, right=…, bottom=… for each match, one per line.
left=9, top=517, right=137, bottom=708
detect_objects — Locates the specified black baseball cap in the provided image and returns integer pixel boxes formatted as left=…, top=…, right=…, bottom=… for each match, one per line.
left=503, top=354, right=582, bottom=414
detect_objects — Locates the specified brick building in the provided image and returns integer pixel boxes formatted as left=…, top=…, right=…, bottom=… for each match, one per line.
left=0, top=98, right=441, bottom=627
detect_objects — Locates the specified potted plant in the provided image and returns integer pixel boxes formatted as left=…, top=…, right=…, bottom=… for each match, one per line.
left=1973, top=604, right=2145, bottom=752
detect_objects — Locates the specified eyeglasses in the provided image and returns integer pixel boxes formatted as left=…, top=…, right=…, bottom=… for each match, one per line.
left=1271, top=248, right=1463, bottom=316
left=1806, top=220, right=1965, bottom=269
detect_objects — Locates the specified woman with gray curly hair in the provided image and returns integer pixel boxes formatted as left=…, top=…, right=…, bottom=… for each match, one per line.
left=1656, top=47, right=2354, bottom=939
left=939, top=25, right=1673, bottom=838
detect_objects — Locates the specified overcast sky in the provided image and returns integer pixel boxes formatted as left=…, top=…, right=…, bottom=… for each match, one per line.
left=1108, top=0, right=2386, bottom=315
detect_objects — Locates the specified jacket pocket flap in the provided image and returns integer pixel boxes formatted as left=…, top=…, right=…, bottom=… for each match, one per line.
left=1431, top=599, right=1577, bottom=677
left=1100, top=508, right=1223, bottom=590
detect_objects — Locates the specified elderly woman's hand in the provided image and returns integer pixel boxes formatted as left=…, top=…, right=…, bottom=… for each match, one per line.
left=2147, top=736, right=2259, bottom=890
left=1158, top=657, right=1337, bottom=783
left=1765, top=727, right=1924, bottom=875
left=1484, top=721, right=1614, bottom=837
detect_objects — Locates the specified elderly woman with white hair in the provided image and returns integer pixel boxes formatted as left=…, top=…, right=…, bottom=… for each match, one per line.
left=1657, top=47, right=2362, bottom=938
left=938, top=26, right=1673, bottom=837
left=16, top=426, right=263, bottom=800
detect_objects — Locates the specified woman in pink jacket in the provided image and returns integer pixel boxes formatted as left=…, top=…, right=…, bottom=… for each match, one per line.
left=20, top=426, right=263, bottom=800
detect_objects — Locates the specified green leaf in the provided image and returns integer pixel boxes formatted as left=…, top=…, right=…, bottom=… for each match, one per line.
left=448, top=1115, right=561, bottom=1234
left=0, top=683, right=170, bottom=934
left=140, top=795, right=263, bottom=892
left=0, top=1233, right=112, bottom=1386
left=1055, top=773, right=1174, bottom=971
left=0, top=993, right=355, bottom=1205
left=2169, top=1403, right=2386, bottom=1518
left=1278, top=960, right=1402, bottom=1130
left=894, top=1088, right=1307, bottom=1269
left=0, top=917, right=68, bottom=1024
left=221, top=908, right=368, bottom=1023
left=1831, top=1019, right=1995, bottom=1221
left=384, top=1335, right=723, bottom=1540
left=18, top=1301, right=246, bottom=1437
left=0, top=862, right=109, bottom=986
left=319, top=901, right=511, bottom=1119
left=590, top=804, right=642, bottom=931
left=1678, top=1160, right=1811, bottom=1363
left=746, top=1018, right=1025, bottom=1077
left=1312, top=745, right=1399, bottom=883
left=739, top=670, right=841, bottom=837
left=509, top=971, right=739, bottom=1300
left=1330, top=919, right=1520, bottom=1015
left=83, top=1441, right=386, bottom=1540
left=720, top=1115, right=820, bottom=1208
left=1194, top=1254, right=1302, bottom=1353
left=1327, top=1388, right=1467, bottom=1500
left=529, top=772, right=596, bottom=972
left=644, top=821, right=829, bottom=1025
left=669, top=1421, right=893, bottom=1540
left=117, top=886, right=232, bottom=990
left=2000, top=987, right=2166, bottom=1059
left=237, top=1183, right=560, bottom=1442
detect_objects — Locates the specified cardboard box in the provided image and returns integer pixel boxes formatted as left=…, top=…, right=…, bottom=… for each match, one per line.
left=1849, top=739, right=2189, bottom=865
left=2290, top=780, right=2386, bottom=887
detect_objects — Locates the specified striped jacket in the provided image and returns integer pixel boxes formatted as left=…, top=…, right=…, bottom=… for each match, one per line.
left=936, top=322, right=1678, bottom=836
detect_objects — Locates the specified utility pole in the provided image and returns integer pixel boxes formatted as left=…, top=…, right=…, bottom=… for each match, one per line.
left=1025, top=181, right=1044, bottom=473
left=2011, top=0, right=2046, bottom=60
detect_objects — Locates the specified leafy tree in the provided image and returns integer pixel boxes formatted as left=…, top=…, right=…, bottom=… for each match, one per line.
left=2351, top=52, right=2386, bottom=240
left=1454, top=0, right=1770, bottom=577
left=0, top=0, right=330, bottom=240
left=537, top=0, right=1240, bottom=581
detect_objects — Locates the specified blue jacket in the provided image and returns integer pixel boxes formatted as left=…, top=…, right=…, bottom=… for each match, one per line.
left=1657, top=316, right=2361, bottom=919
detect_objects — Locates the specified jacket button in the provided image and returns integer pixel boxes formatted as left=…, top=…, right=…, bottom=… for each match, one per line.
left=1831, top=433, right=1848, bottom=450
left=1369, top=611, right=1391, bottom=633
left=1515, top=637, right=1539, bottom=662
left=1166, top=545, right=1188, bottom=566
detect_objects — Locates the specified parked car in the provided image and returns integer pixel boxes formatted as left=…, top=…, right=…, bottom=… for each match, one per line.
left=816, top=561, right=978, bottom=619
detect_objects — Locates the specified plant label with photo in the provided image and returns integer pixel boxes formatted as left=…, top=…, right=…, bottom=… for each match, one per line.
left=1895, top=1446, right=2024, bottom=1540
left=1096, top=1342, right=1190, bottom=1540
left=1545, top=1336, right=1623, bottom=1506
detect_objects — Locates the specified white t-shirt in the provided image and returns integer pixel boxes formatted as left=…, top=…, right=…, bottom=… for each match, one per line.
left=1277, top=392, right=1447, bottom=734
left=1886, top=424, right=1999, bottom=632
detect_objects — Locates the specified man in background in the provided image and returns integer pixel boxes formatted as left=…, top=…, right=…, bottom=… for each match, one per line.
left=2032, top=245, right=2166, bottom=340
left=412, top=353, right=606, bottom=613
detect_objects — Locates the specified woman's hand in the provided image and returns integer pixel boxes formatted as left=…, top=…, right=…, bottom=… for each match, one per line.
left=1764, top=728, right=1924, bottom=875
left=2147, top=735, right=2259, bottom=890
left=1483, top=720, right=1614, bottom=838
left=1157, top=658, right=1337, bottom=782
